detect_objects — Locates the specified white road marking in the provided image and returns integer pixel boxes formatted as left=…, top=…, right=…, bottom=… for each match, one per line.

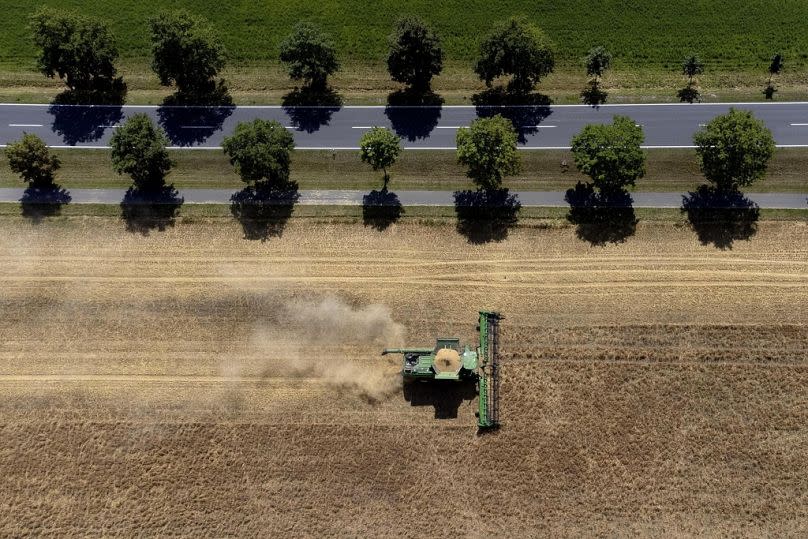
left=99, top=125, right=119, bottom=128
left=789, top=123, right=808, bottom=126
left=436, top=125, right=557, bottom=129
left=698, top=123, right=707, bottom=127
left=181, top=125, right=216, bottom=129
left=9, top=123, right=43, bottom=127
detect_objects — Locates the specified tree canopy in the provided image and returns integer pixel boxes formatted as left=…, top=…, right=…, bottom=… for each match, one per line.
left=222, top=120, right=296, bottom=185
left=359, top=127, right=401, bottom=185
left=456, top=115, right=521, bottom=189
left=474, top=17, right=555, bottom=94
left=693, top=108, right=775, bottom=190
left=279, top=22, right=340, bottom=89
left=30, top=8, right=123, bottom=97
left=570, top=115, right=646, bottom=192
left=150, top=10, right=225, bottom=97
left=387, top=16, right=443, bottom=91
left=682, top=55, right=704, bottom=81
left=5, top=134, right=61, bottom=187
left=585, top=46, right=612, bottom=79
left=110, top=114, right=174, bottom=190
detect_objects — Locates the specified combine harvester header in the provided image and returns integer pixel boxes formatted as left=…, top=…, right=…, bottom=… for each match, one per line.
left=382, top=311, right=503, bottom=430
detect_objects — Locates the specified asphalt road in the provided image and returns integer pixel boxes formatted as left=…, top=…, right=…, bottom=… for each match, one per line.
left=0, top=188, right=805, bottom=209
left=4, top=102, right=808, bottom=150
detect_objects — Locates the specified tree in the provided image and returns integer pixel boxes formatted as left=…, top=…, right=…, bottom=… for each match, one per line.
left=585, top=46, right=612, bottom=80
left=359, top=127, right=401, bottom=186
left=150, top=10, right=225, bottom=97
left=30, top=8, right=124, bottom=98
left=222, top=120, right=296, bottom=185
left=682, top=55, right=704, bottom=82
left=570, top=115, right=646, bottom=193
left=765, top=53, right=784, bottom=99
left=693, top=108, right=775, bottom=191
left=678, top=55, right=704, bottom=103
left=110, top=114, right=174, bottom=190
left=279, top=22, right=340, bottom=89
left=387, top=16, right=443, bottom=92
left=456, top=115, right=521, bottom=189
left=581, top=46, right=612, bottom=105
left=475, top=17, right=555, bottom=94
left=5, top=134, right=61, bottom=187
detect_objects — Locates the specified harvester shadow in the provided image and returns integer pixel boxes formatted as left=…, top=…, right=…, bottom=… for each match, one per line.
left=681, top=184, right=760, bottom=249
left=403, top=380, right=477, bottom=420
left=20, top=184, right=72, bottom=222
left=454, top=188, right=522, bottom=244
left=362, top=187, right=403, bottom=230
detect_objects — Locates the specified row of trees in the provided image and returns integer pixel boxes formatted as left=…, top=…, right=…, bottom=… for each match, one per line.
left=6, top=108, right=775, bottom=244
left=28, top=9, right=552, bottom=102
left=31, top=9, right=789, bottom=108
left=6, top=109, right=775, bottom=196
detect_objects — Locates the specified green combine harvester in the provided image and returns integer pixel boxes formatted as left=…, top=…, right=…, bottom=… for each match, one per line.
left=382, top=311, right=503, bottom=429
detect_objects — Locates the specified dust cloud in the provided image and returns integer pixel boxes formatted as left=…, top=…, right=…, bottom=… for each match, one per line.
left=248, top=295, right=406, bottom=403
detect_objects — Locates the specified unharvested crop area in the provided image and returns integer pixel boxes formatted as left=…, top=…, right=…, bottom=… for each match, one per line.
left=3, top=2, right=808, bottom=104
left=2, top=1, right=807, bottom=68
left=1, top=217, right=807, bottom=536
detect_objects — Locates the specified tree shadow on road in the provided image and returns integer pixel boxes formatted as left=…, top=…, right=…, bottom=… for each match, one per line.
left=565, top=182, right=637, bottom=246
left=282, top=85, right=343, bottom=133
left=403, top=379, right=477, bottom=419
left=681, top=185, right=760, bottom=249
left=384, top=88, right=443, bottom=141
left=362, top=187, right=404, bottom=230
left=20, top=184, right=72, bottom=222
left=230, top=181, right=300, bottom=241
left=157, top=82, right=235, bottom=146
left=454, top=188, right=521, bottom=244
left=120, top=184, right=184, bottom=235
left=49, top=102, right=124, bottom=146
left=472, top=87, right=552, bottom=144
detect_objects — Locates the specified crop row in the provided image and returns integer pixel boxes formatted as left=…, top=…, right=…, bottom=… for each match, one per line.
left=1, top=1, right=807, bottom=69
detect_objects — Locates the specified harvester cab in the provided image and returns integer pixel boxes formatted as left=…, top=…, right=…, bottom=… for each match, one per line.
left=382, top=311, right=503, bottom=429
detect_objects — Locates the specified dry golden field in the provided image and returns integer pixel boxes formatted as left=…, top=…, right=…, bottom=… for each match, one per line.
left=0, top=216, right=806, bottom=536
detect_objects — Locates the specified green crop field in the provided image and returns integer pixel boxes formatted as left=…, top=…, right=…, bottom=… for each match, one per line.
left=2, top=1, right=808, bottom=71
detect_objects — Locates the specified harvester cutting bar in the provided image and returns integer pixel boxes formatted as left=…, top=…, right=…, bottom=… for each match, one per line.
left=477, top=311, right=503, bottom=429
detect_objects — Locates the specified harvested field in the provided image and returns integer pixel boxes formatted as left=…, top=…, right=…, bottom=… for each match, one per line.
left=0, top=216, right=807, bottom=536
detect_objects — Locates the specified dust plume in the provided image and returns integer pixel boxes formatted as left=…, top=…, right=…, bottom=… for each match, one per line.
left=283, top=296, right=405, bottom=345
left=248, top=295, right=406, bottom=403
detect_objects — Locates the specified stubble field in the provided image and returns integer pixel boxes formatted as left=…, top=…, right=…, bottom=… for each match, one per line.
left=1, top=216, right=807, bottom=536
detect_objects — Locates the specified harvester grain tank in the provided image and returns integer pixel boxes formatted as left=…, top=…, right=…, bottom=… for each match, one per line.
left=382, top=311, right=502, bottom=429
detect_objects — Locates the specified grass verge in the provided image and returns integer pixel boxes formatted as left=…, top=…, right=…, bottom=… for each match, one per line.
left=1, top=148, right=806, bottom=193
left=0, top=63, right=806, bottom=105
left=1, top=201, right=804, bottom=224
